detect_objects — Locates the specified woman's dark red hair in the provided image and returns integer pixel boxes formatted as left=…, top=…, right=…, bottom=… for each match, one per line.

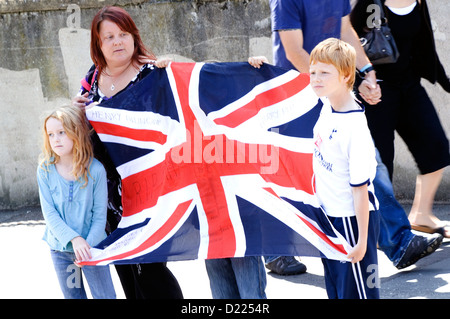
left=90, top=6, right=156, bottom=76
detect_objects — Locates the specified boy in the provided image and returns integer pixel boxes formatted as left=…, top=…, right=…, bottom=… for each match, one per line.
left=310, top=38, right=380, bottom=299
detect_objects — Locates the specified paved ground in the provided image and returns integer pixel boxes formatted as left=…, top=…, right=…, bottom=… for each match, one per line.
left=0, top=203, right=449, bottom=300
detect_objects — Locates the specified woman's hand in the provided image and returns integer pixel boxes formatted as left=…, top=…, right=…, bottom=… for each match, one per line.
left=358, top=71, right=382, bottom=105
left=71, top=236, right=92, bottom=264
left=248, top=56, right=269, bottom=69
left=154, top=57, right=173, bottom=68
left=72, top=92, right=90, bottom=110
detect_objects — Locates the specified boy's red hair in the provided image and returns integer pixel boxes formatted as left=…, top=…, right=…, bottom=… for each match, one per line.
left=310, top=38, right=356, bottom=90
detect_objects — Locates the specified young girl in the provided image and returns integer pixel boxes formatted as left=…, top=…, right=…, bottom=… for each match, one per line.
left=37, top=105, right=116, bottom=299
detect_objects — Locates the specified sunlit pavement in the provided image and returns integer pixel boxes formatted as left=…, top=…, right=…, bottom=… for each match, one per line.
left=1, top=205, right=449, bottom=299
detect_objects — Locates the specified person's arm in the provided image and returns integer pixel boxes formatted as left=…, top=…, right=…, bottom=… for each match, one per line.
left=341, top=15, right=381, bottom=105
left=341, top=15, right=371, bottom=74
left=346, top=183, right=370, bottom=263
left=278, top=29, right=311, bottom=73
left=72, top=66, right=96, bottom=109
left=85, top=162, right=108, bottom=248
left=71, top=57, right=173, bottom=110
left=37, top=167, right=80, bottom=248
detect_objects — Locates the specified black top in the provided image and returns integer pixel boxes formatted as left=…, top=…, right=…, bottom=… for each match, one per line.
left=374, top=1, right=421, bottom=84
left=79, top=63, right=156, bottom=232
left=351, top=0, right=450, bottom=91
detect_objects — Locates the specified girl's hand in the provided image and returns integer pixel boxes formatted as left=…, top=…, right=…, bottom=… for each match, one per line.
left=154, top=57, right=173, bottom=68
left=72, top=92, right=90, bottom=110
left=71, top=236, right=92, bottom=263
left=248, top=56, right=269, bottom=69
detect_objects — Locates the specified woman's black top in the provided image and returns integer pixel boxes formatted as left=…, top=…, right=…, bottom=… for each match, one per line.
left=350, top=0, right=450, bottom=91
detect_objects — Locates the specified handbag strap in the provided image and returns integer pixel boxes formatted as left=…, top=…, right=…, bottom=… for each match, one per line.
left=373, top=0, right=388, bottom=23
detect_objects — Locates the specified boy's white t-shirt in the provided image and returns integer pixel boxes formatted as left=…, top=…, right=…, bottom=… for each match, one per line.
left=313, top=101, right=378, bottom=218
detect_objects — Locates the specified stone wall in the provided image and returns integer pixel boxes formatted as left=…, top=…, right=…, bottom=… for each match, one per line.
left=0, top=0, right=448, bottom=209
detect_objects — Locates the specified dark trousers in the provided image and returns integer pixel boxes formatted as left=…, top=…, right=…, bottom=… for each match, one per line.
left=364, top=79, right=450, bottom=179
left=322, top=211, right=380, bottom=299
left=115, top=263, right=183, bottom=299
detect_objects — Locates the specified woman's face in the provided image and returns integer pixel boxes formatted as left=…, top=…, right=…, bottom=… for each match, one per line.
left=99, top=19, right=135, bottom=67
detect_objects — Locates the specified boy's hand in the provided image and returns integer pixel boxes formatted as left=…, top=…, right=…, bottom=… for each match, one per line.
left=346, top=241, right=367, bottom=264
left=358, top=71, right=381, bottom=105
left=248, top=56, right=269, bottom=68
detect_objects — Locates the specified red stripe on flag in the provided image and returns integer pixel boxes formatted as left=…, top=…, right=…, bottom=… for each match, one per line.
left=213, top=73, right=310, bottom=128
left=90, top=121, right=167, bottom=144
left=170, top=62, right=237, bottom=258
left=80, top=200, right=193, bottom=266
left=261, top=148, right=315, bottom=195
left=297, top=214, right=348, bottom=255
left=263, top=187, right=279, bottom=198
left=120, top=143, right=315, bottom=216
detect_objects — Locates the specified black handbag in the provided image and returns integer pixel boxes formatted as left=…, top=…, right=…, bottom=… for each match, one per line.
left=360, top=0, right=399, bottom=65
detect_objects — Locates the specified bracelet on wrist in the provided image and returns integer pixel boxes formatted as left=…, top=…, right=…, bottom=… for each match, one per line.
left=358, top=65, right=374, bottom=78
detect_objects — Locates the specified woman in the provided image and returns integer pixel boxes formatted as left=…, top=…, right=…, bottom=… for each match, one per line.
left=351, top=0, right=450, bottom=237
left=72, top=6, right=183, bottom=299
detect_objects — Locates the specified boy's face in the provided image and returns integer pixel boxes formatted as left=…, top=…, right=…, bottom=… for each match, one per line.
left=309, top=62, right=348, bottom=98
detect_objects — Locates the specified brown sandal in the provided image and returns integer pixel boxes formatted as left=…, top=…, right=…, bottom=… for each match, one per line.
left=411, top=224, right=450, bottom=238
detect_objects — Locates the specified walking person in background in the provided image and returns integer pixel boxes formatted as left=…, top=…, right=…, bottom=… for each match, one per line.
left=72, top=6, right=183, bottom=299
left=351, top=0, right=450, bottom=239
left=266, top=0, right=380, bottom=276
left=37, top=105, right=116, bottom=299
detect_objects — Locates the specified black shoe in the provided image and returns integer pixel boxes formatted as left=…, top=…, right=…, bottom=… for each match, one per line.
left=265, top=256, right=307, bottom=275
left=395, top=233, right=443, bottom=270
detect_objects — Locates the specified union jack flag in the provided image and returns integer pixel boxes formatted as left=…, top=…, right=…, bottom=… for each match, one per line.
left=81, top=62, right=352, bottom=266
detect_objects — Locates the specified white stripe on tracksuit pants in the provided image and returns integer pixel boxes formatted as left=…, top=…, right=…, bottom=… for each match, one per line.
left=321, top=211, right=380, bottom=299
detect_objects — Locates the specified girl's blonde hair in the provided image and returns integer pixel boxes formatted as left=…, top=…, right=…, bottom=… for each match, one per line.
left=309, top=38, right=356, bottom=90
left=39, top=105, right=93, bottom=187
